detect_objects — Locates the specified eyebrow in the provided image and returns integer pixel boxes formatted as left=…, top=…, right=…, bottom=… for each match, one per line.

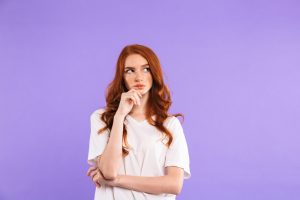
left=124, top=63, right=149, bottom=69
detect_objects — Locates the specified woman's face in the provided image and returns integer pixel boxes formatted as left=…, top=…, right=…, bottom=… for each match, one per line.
left=123, top=54, right=153, bottom=95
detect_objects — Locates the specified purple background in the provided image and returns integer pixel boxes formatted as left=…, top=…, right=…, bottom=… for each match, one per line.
left=1, top=0, right=300, bottom=199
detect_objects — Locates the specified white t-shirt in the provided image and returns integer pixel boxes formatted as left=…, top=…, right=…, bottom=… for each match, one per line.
left=87, top=108, right=191, bottom=200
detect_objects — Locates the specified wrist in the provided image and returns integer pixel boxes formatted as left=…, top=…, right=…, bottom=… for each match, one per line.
left=114, top=111, right=126, bottom=120
left=114, top=175, right=122, bottom=187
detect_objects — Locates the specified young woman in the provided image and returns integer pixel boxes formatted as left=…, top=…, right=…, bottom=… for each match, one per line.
left=86, top=44, right=191, bottom=199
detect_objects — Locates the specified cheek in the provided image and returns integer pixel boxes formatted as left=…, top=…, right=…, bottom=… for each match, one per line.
left=148, top=75, right=153, bottom=85
left=124, top=76, right=134, bottom=87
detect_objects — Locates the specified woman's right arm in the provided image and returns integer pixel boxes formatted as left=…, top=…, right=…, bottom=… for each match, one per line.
left=97, top=89, right=142, bottom=180
left=97, top=111, right=125, bottom=180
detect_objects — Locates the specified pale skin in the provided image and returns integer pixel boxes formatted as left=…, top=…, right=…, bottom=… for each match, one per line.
left=87, top=54, right=184, bottom=195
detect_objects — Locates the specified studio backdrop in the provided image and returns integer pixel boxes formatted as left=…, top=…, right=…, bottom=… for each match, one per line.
left=0, top=0, right=299, bottom=199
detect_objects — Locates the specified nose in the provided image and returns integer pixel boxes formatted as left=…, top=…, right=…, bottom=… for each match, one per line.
left=135, top=71, right=143, bottom=82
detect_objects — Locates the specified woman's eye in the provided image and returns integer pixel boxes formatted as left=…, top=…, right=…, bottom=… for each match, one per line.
left=144, top=68, right=150, bottom=72
left=125, top=69, right=133, bottom=74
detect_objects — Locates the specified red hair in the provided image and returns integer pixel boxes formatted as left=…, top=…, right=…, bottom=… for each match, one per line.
left=98, top=44, right=183, bottom=156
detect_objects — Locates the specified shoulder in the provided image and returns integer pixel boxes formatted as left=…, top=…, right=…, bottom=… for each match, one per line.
left=164, top=115, right=182, bottom=130
left=90, top=107, right=106, bottom=121
left=164, top=115, right=186, bottom=142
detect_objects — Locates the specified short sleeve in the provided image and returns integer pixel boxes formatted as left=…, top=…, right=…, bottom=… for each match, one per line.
left=87, top=108, right=110, bottom=166
left=164, top=117, right=191, bottom=179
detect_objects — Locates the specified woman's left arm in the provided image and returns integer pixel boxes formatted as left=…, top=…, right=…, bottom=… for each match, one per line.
left=87, top=166, right=184, bottom=195
left=115, top=166, right=184, bottom=195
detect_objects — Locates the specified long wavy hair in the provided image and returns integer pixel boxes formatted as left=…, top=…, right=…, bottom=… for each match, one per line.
left=97, top=44, right=184, bottom=156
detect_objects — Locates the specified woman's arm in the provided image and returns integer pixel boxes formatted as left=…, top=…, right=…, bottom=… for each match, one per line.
left=87, top=166, right=184, bottom=195
left=98, top=89, right=142, bottom=180
left=97, top=112, right=125, bottom=180
left=115, top=166, right=184, bottom=195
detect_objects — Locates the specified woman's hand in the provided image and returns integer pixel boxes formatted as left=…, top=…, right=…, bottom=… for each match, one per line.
left=116, top=89, right=142, bottom=117
left=87, top=166, right=101, bottom=188
left=87, top=166, right=119, bottom=188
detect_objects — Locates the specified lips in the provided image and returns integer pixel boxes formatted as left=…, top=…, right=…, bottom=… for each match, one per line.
left=134, top=84, right=145, bottom=89
left=134, top=84, right=145, bottom=87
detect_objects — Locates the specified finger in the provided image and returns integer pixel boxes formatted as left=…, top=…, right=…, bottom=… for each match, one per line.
left=92, top=175, right=99, bottom=184
left=88, top=168, right=99, bottom=178
left=86, top=169, right=90, bottom=176
left=137, top=91, right=142, bottom=98
left=93, top=177, right=101, bottom=188
left=132, top=94, right=140, bottom=105
left=132, top=91, right=141, bottom=105
left=126, top=89, right=141, bottom=105
left=127, top=94, right=137, bottom=105
left=128, top=92, right=140, bottom=105
left=132, top=88, right=142, bottom=98
left=87, top=166, right=98, bottom=176
left=95, top=182, right=101, bottom=188
left=96, top=180, right=102, bottom=187
left=92, top=173, right=99, bottom=182
left=90, top=170, right=99, bottom=178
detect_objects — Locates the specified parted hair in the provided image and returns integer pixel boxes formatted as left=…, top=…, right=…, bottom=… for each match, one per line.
left=97, top=44, right=183, bottom=156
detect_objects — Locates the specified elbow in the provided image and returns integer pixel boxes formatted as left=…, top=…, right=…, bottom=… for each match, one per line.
left=172, top=186, right=182, bottom=195
left=170, top=182, right=183, bottom=195
left=98, top=158, right=118, bottom=180
left=102, top=170, right=117, bottom=180
left=99, top=164, right=118, bottom=180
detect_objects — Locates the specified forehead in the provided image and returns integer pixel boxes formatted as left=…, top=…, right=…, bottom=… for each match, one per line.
left=124, top=54, right=148, bottom=67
